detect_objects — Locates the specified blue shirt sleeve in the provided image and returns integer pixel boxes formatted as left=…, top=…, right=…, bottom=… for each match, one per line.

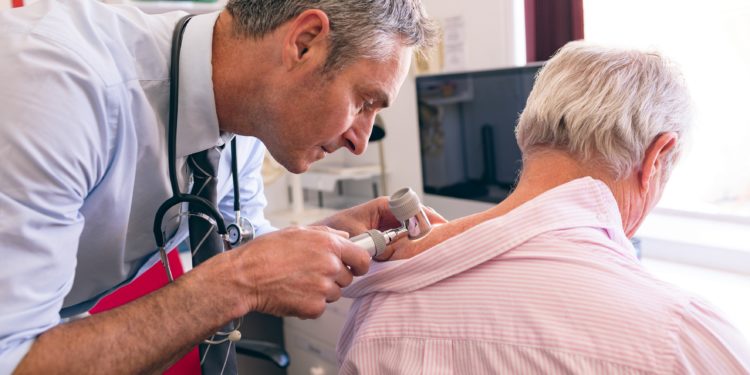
left=0, top=21, right=108, bottom=373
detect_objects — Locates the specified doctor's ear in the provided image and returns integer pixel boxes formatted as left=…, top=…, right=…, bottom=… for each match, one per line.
left=282, top=9, right=331, bottom=68
left=639, top=132, right=678, bottom=192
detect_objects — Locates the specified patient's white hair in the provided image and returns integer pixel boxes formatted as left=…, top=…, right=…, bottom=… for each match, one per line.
left=515, top=41, right=693, bottom=179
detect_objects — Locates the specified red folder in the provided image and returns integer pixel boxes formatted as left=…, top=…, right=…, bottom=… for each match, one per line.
left=90, top=250, right=200, bottom=375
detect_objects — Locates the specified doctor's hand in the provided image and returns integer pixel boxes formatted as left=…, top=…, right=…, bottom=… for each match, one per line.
left=313, top=196, right=447, bottom=250
left=228, top=225, right=370, bottom=319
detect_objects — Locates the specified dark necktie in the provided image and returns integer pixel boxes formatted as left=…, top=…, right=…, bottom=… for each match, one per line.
left=188, top=147, right=238, bottom=375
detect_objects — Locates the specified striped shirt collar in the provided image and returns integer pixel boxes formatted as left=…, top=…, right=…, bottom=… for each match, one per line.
left=343, top=177, right=634, bottom=298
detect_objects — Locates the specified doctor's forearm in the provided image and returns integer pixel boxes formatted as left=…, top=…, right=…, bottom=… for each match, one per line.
left=14, top=254, right=247, bottom=374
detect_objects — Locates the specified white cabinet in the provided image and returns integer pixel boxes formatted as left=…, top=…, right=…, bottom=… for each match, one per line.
left=283, top=298, right=353, bottom=375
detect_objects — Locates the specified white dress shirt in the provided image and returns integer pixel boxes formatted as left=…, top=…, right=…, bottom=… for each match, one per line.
left=0, top=1, right=273, bottom=372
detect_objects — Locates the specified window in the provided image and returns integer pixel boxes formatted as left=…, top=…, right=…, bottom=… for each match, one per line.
left=584, top=0, right=750, bottom=220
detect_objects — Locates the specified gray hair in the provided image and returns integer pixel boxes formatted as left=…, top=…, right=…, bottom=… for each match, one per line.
left=225, top=0, right=438, bottom=73
left=515, top=41, right=693, bottom=179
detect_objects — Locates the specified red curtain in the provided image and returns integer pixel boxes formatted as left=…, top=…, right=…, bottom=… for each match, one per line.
left=525, top=0, right=584, bottom=62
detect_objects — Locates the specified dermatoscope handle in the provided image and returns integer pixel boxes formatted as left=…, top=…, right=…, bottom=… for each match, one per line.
left=350, top=229, right=387, bottom=257
left=350, top=187, right=432, bottom=256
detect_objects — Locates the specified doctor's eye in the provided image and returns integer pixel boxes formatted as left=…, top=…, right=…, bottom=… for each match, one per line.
left=359, top=98, right=375, bottom=114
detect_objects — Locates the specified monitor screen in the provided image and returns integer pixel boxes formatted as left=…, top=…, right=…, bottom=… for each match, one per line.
left=416, top=64, right=542, bottom=204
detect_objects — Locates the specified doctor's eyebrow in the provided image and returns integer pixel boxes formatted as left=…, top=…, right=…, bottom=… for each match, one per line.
left=359, top=86, right=391, bottom=109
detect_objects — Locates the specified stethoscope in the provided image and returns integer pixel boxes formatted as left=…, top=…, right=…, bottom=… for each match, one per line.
left=151, top=14, right=252, bottom=349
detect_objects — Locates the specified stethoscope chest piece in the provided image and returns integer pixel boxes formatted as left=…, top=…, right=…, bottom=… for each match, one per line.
left=227, top=216, right=255, bottom=247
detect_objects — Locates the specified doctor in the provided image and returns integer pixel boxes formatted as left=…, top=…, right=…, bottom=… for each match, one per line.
left=0, top=0, right=437, bottom=373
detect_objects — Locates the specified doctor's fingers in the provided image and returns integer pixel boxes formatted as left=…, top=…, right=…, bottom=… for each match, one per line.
left=338, top=241, right=371, bottom=276
left=372, top=244, right=396, bottom=262
left=325, top=279, right=343, bottom=303
left=422, top=205, right=448, bottom=225
left=307, top=225, right=350, bottom=239
left=334, top=263, right=354, bottom=288
left=308, top=227, right=371, bottom=276
left=307, top=246, right=354, bottom=288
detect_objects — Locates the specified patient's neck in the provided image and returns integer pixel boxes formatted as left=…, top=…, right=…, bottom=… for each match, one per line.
left=487, top=149, right=614, bottom=219
left=388, top=150, right=616, bottom=260
left=440, top=151, right=615, bottom=235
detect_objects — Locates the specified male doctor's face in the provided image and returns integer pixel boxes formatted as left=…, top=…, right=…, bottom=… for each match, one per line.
left=261, top=46, right=412, bottom=173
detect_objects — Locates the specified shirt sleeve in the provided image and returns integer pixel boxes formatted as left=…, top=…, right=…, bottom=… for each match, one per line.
left=217, top=136, right=276, bottom=237
left=672, top=297, right=750, bottom=374
left=0, top=29, right=107, bottom=372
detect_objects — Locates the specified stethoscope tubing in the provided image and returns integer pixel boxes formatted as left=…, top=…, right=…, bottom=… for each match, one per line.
left=153, top=14, right=245, bottom=351
left=153, top=14, right=230, bottom=250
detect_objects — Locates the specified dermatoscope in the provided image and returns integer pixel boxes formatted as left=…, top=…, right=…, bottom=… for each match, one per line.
left=350, top=187, right=433, bottom=257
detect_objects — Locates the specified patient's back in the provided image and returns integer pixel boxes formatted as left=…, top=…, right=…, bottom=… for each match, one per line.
left=338, top=179, right=749, bottom=374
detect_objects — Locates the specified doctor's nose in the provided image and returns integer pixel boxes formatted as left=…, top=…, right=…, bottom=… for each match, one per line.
left=343, top=117, right=375, bottom=155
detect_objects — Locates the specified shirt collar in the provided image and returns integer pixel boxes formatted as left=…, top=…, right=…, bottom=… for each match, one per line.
left=343, top=177, right=634, bottom=298
left=176, top=11, right=223, bottom=157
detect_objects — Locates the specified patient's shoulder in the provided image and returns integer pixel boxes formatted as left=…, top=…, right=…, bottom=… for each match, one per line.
left=386, top=213, right=491, bottom=260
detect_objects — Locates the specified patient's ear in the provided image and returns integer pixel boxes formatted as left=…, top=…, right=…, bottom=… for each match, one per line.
left=639, top=132, right=677, bottom=193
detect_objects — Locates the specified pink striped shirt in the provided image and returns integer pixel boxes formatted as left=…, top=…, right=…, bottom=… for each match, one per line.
left=338, top=178, right=750, bottom=374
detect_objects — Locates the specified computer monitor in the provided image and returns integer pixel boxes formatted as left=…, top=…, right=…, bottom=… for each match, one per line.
left=417, top=63, right=542, bottom=204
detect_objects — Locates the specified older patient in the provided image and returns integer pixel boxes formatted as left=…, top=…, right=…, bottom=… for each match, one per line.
left=337, top=41, right=750, bottom=374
